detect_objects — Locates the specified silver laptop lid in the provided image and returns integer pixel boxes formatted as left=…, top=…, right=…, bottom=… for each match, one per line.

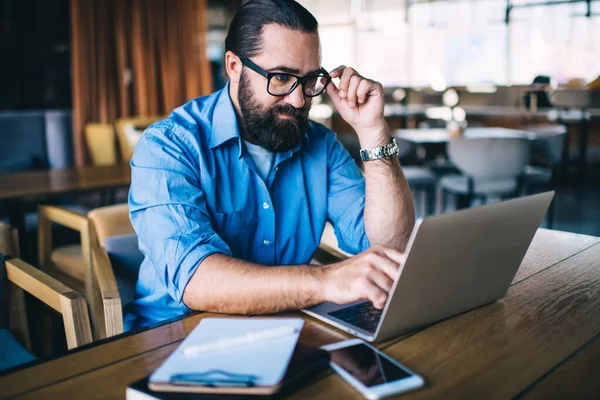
left=374, top=191, right=554, bottom=342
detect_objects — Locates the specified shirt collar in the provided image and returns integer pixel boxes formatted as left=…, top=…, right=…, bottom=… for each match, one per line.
left=209, top=81, right=310, bottom=157
left=209, top=81, right=241, bottom=150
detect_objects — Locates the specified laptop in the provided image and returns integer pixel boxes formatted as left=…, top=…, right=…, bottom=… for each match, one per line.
left=303, top=191, right=555, bottom=343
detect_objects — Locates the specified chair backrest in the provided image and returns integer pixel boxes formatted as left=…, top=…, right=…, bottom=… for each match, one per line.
left=519, top=124, right=567, bottom=167
left=88, top=204, right=141, bottom=319
left=85, top=123, right=118, bottom=166
left=114, top=115, right=165, bottom=162
left=88, top=204, right=134, bottom=247
left=447, top=137, right=530, bottom=180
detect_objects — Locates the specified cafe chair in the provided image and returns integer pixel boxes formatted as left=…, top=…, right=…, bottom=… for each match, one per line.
left=439, top=137, right=530, bottom=211
left=37, top=204, right=133, bottom=339
left=519, top=124, right=567, bottom=229
left=87, top=205, right=351, bottom=338
left=87, top=204, right=139, bottom=338
left=85, top=123, right=118, bottom=166
left=114, top=115, right=166, bottom=162
left=0, top=222, right=92, bottom=372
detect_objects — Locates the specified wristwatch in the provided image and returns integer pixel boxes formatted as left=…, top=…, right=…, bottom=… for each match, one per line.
left=359, top=137, right=399, bottom=162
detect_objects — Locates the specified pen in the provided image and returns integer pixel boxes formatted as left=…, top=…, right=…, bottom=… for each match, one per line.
left=183, top=325, right=300, bottom=357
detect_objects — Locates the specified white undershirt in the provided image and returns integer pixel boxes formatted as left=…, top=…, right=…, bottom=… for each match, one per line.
left=244, top=140, right=274, bottom=183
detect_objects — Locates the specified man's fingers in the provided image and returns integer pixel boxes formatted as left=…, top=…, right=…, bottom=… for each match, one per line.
left=338, top=67, right=360, bottom=99
left=356, top=79, right=371, bottom=104
left=366, top=268, right=394, bottom=293
left=325, top=79, right=342, bottom=109
left=328, top=65, right=346, bottom=79
left=368, top=252, right=401, bottom=281
left=345, top=75, right=361, bottom=107
left=363, top=280, right=388, bottom=309
left=375, top=246, right=406, bottom=269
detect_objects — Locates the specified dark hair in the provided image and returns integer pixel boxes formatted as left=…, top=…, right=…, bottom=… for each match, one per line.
left=225, top=0, right=318, bottom=59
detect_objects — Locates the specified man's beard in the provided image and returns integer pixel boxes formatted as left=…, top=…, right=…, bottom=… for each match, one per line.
left=238, top=71, right=310, bottom=153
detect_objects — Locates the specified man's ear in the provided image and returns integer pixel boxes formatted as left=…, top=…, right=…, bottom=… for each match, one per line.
left=225, top=51, right=242, bottom=84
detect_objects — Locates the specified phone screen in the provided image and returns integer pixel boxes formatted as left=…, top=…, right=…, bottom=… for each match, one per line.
left=328, top=343, right=412, bottom=388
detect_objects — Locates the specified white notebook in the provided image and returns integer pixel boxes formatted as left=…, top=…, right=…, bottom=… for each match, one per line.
left=148, top=317, right=304, bottom=394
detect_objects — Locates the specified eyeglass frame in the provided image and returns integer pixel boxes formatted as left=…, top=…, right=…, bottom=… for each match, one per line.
left=239, top=57, right=331, bottom=98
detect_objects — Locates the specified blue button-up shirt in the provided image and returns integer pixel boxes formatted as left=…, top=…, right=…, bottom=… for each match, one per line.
left=128, top=83, right=369, bottom=325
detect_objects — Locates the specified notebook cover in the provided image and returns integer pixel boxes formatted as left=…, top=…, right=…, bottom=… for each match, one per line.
left=127, top=343, right=331, bottom=399
left=148, top=318, right=304, bottom=394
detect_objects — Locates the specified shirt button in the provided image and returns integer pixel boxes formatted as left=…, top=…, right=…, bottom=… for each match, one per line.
left=263, top=239, right=270, bottom=246
left=275, top=166, right=279, bottom=171
left=263, top=202, right=270, bottom=209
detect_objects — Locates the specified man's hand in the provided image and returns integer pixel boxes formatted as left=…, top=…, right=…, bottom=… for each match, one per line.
left=325, top=66, right=389, bottom=148
left=324, top=245, right=406, bottom=309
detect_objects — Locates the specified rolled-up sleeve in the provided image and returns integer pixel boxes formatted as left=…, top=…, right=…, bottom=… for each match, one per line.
left=129, top=123, right=232, bottom=306
left=326, top=135, right=370, bottom=254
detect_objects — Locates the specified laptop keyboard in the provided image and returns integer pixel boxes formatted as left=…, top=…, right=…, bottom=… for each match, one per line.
left=328, top=301, right=382, bottom=333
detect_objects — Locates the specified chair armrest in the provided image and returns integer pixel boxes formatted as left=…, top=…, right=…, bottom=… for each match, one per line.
left=38, top=204, right=88, bottom=231
left=317, top=242, right=350, bottom=262
left=5, top=258, right=93, bottom=349
left=91, top=246, right=123, bottom=338
left=38, top=205, right=90, bottom=271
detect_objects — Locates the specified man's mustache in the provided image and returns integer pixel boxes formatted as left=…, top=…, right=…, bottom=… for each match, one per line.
left=273, top=104, right=308, bottom=119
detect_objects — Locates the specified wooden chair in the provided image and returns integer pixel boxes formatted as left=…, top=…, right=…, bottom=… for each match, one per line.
left=42, top=204, right=350, bottom=340
left=87, top=204, right=136, bottom=338
left=37, top=204, right=134, bottom=339
left=114, top=115, right=166, bottom=162
left=84, top=123, right=118, bottom=166
left=0, top=222, right=92, bottom=371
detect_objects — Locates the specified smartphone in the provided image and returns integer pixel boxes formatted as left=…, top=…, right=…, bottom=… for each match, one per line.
left=321, top=339, right=424, bottom=400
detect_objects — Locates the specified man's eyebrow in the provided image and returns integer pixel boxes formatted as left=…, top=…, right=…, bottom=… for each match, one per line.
left=266, top=65, right=324, bottom=76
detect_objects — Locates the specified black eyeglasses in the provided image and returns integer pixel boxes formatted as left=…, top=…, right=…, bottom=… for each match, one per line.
left=240, top=57, right=331, bottom=98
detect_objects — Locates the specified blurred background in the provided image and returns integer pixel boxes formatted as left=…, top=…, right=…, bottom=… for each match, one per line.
left=0, top=0, right=598, bottom=237
left=0, top=0, right=599, bottom=365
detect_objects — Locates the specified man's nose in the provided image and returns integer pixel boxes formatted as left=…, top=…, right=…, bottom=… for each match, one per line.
left=284, top=83, right=306, bottom=109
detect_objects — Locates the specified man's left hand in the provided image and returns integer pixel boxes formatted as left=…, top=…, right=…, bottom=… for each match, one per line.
left=325, top=66, right=389, bottom=148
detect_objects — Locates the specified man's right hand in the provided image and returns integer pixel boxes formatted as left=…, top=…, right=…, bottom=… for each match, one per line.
left=323, top=245, right=406, bottom=309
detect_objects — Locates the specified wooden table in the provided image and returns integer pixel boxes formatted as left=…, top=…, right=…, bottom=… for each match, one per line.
left=1, top=229, right=599, bottom=399
left=0, top=164, right=131, bottom=257
left=0, top=164, right=131, bottom=202
left=392, top=127, right=548, bottom=145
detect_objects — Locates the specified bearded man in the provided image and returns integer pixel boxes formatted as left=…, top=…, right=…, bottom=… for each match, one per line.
left=128, top=0, right=415, bottom=328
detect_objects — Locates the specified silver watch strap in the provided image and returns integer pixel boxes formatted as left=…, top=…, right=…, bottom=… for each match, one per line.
left=359, top=138, right=399, bottom=162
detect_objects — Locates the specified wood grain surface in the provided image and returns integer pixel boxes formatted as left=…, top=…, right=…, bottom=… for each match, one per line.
left=0, top=164, right=131, bottom=201
left=2, top=230, right=599, bottom=400
left=520, top=335, right=600, bottom=399
left=293, top=243, right=600, bottom=400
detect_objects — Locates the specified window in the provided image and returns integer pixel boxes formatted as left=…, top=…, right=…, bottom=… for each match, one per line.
left=298, top=0, right=599, bottom=87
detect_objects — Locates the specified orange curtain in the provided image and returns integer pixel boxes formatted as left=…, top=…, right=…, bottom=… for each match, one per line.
left=70, top=0, right=212, bottom=166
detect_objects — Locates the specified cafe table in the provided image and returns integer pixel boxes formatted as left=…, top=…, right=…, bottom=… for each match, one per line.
left=1, top=228, right=599, bottom=399
left=392, top=127, right=547, bottom=145
left=0, top=164, right=131, bottom=256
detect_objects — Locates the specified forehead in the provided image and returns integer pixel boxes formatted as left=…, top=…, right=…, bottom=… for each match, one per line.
left=253, top=24, right=321, bottom=74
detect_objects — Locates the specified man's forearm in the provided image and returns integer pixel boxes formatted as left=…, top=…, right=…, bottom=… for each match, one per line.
left=182, top=253, right=328, bottom=315
left=361, top=129, right=415, bottom=251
